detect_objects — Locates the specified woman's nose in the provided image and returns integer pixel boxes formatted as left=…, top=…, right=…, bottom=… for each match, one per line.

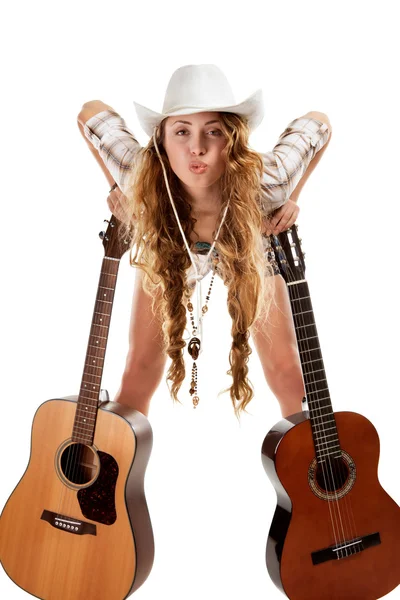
left=190, top=134, right=207, bottom=154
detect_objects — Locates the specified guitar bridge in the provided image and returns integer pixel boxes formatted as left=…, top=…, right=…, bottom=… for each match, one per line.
left=41, top=509, right=97, bottom=536
left=311, top=531, right=381, bottom=565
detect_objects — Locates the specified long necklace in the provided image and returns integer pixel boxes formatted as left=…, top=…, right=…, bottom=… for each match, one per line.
left=187, top=257, right=219, bottom=408
left=152, top=126, right=229, bottom=409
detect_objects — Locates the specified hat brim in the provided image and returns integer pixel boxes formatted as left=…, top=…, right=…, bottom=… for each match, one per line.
left=133, top=88, right=264, bottom=137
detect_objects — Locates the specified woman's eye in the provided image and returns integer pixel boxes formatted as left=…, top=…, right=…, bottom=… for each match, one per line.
left=175, top=129, right=222, bottom=136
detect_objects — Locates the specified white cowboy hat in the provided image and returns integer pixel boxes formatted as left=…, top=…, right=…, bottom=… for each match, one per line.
left=133, top=63, right=264, bottom=137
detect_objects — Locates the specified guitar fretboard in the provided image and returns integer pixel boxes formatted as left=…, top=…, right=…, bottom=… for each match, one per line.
left=72, top=256, right=120, bottom=444
left=288, top=279, right=341, bottom=462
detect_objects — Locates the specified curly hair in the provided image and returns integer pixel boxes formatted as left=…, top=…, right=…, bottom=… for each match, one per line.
left=117, top=112, right=277, bottom=420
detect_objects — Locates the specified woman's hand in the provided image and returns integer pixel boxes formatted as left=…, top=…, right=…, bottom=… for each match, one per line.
left=107, top=185, right=134, bottom=225
left=262, top=199, right=300, bottom=236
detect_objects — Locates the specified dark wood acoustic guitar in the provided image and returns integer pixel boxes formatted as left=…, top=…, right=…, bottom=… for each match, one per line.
left=261, top=224, right=400, bottom=599
left=0, top=214, right=155, bottom=599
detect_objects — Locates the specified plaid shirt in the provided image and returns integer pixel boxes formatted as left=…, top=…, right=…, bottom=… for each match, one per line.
left=84, top=109, right=330, bottom=286
left=83, top=109, right=330, bottom=216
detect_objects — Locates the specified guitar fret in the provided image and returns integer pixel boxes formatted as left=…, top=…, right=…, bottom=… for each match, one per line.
left=315, top=439, right=339, bottom=448
left=86, top=355, right=104, bottom=362
left=302, top=358, right=323, bottom=366
left=73, top=424, right=93, bottom=433
left=292, top=309, right=314, bottom=316
left=296, top=323, right=316, bottom=329
left=94, top=311, right=110, bottom=317
left=311, top=416, right=334, bottom=424
left=72, top=436, right=93, bottom=444
left=308, top=405, right=332, bottom=413
left=298, top=335, right=319, bottom=342
left=81, top=380, right=99, bottom=387
left=75, top=414, right=95, bottom=423
left=310, top=410, right=334, bottom=419
left=307, top=389, right=329, bottom=396
left=314, top=433, right=338, bottom=442
left=81, top=386, right=98, bottom=394
left=76, top=408, right=96, bottom=416
left=78, top=395, right=98, bottom=403
left=82, top=371, right=102, bottom=379
left=100, top=271, right=117, bottom=276
left=76, top=403, right=97, bottom=410
left=299, top=347, right=321, bottom=354
left=291, top=296, right=310, bottom=302
left=303, top=368, right=325, bottom=375
left=96, top=299, right=112, bottom=305
left=99, top=285, right=115, bottom=291
left=314, top=425, right=337, bottom=435
left=318, top=451, right=342, bottom=459
left=75, top=418, right=95, bottom=425
left=72, top=436, right=93, bottom=445
left=312, top=423, right=334, bottom=430
left=308, top=395, right=330, bottom=402
left=76, top=408, right=96, bottom=418
left=304, top=377, right=326, bottom=385
left=89, top=333, right=108, bottom=340
left=287, top=279, right=307, bottom=286
left=88, top=344, right=105, bottom=351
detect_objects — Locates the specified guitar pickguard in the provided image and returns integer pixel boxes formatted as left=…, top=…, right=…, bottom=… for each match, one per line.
left=77, top=450, right=119, bottom=525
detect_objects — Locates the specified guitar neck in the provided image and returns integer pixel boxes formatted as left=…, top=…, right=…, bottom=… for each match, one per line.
left=72, top=256, right=120, bottom=444
left=285, top=267, right=341, bottom=463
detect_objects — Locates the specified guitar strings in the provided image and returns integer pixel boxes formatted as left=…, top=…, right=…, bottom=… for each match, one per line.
left=278, top=228, right=360, bottom=559
left=287, top=228, right=362, bottom=558
left=56, top=263, right=110, bottom=521
left=283, top=245, right=345, bottom=556
left=290, top=228, right=362, bottom=557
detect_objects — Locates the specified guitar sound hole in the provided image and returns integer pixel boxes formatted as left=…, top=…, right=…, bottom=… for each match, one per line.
left=60, top=443, right=99, bottom=485
left=315, top=457, right=349, bottom=493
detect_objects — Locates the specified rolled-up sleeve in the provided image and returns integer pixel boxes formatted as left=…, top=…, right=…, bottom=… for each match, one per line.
left=259, top=116, right=330, bottom=216
left=83, top=109, right=142, bottom=195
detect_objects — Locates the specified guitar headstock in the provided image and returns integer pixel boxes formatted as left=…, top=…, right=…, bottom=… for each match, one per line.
left=99, top=214, right=134, bottom=260
left=270, top=224, right=306, bottom=284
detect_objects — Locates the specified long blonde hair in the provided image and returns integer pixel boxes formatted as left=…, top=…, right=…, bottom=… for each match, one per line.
left=118, top=112, right=276, bottom=419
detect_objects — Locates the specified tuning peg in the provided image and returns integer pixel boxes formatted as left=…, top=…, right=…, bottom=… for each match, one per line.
left=99, top=231, right=109, bottom=241
left=104, top=218, right=115, bottom=227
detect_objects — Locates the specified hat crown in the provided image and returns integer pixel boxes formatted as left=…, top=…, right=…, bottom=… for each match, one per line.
left=162, top=64, right=236, bottom=114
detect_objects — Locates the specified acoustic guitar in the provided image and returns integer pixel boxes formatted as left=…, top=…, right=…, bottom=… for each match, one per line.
left=0, top=214, right=155, bottom=599
left=261, top=225, right=400, bottom=599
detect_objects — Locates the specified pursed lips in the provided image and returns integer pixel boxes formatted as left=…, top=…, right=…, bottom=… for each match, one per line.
left=189, top=160, right=208, bottom=167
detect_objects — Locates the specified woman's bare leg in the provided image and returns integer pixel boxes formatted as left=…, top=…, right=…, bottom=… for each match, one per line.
left=114, top=269, right=168, bottom=417
left=250, top=274, right=305, bottom=418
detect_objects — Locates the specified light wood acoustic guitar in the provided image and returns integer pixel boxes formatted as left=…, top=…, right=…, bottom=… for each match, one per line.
left=0, top=214, right=155, bottom=599
left=261, top=224, right=400, bottom=599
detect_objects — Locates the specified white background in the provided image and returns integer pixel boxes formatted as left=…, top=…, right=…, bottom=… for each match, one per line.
left=1, top=1, right=399, bottom=599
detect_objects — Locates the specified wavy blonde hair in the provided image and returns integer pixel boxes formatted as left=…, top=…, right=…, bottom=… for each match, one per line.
left=118, top=112, right=277, bottom=420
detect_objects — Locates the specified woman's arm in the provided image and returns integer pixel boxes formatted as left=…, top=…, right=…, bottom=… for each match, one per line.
left=77, top=100, right=117, bottom=188
left=289, top=125, right=333, bottom=204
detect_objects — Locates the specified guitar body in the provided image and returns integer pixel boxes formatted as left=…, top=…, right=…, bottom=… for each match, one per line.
left=0, top=395, right=154, bottom=600
left=262, top=410, right=400, bottom=600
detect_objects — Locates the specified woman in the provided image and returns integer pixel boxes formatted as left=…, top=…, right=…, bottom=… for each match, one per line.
left=77, top=64, right=332, bottom=420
